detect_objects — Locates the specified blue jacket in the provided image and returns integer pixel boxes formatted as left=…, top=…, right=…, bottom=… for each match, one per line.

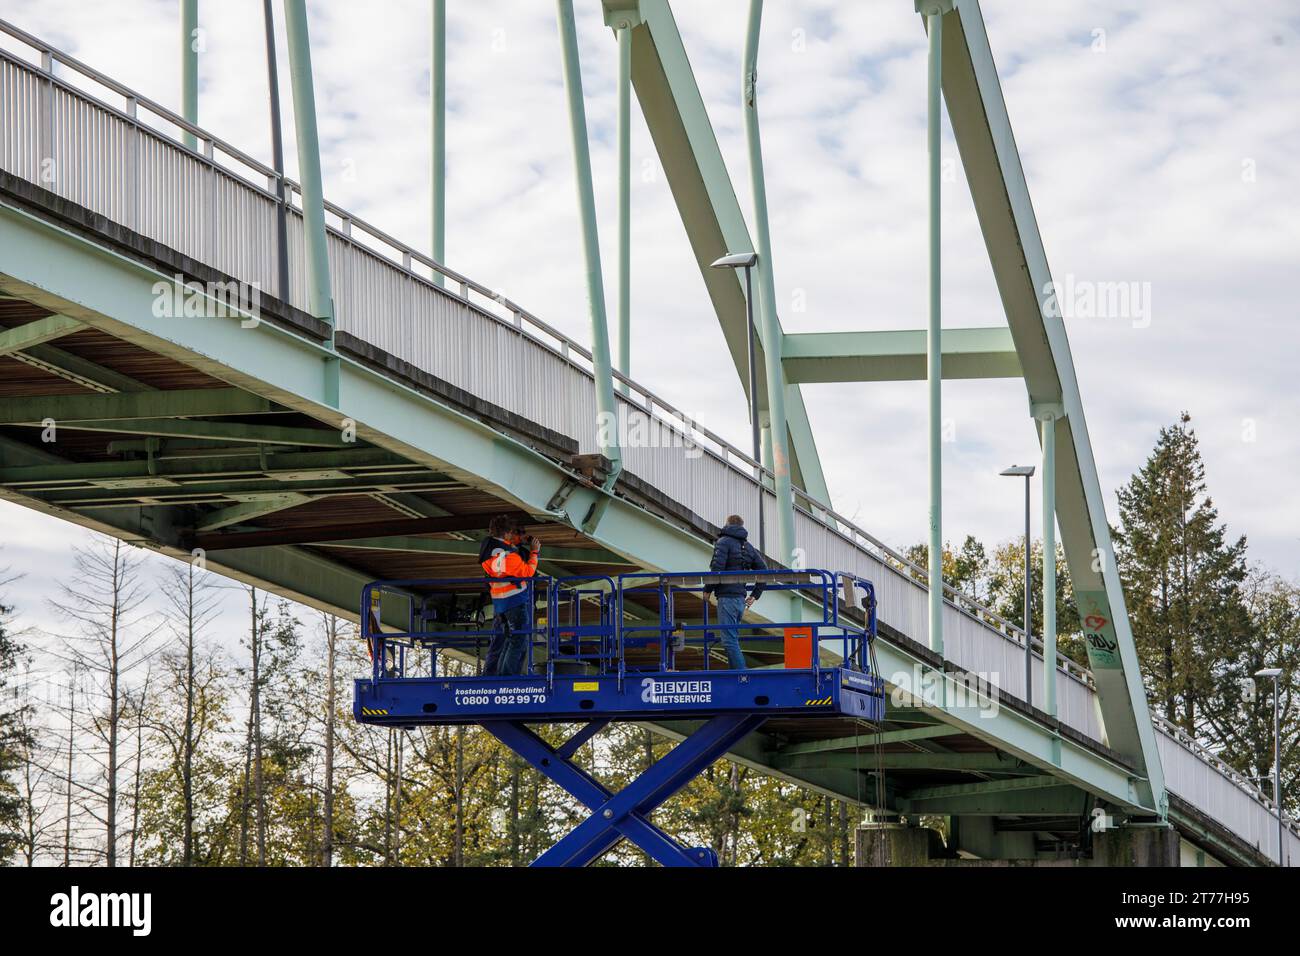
left=706, top=524, right=767, bottom=598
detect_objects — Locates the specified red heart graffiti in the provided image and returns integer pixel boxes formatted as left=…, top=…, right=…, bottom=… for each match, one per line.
left=1085, top=615, right=1108, bottom=631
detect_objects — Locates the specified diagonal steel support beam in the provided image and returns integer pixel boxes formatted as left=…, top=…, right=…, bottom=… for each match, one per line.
left=194, top=493, right=311, bottom=532
left=0, top=313, right=83, bottom=355
left=10, top=342, right=151, bottom=392
left=933, top=0, right=1165, bottom=813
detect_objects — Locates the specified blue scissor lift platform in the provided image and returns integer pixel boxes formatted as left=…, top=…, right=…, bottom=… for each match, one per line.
left=354, top=569, right=885, bottom=866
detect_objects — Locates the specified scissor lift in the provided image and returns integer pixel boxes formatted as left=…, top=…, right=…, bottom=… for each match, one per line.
left=354, top=569, right=886, bottom=867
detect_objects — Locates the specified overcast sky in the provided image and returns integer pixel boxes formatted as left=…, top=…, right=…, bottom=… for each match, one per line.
left=2, top=0, right=1298, bottom=645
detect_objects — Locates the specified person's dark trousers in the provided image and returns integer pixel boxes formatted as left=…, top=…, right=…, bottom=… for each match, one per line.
left=484, top=602, right=529, bottom=676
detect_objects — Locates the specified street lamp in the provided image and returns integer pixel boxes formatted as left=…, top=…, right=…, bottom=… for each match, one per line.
left=711, top=251, right=763, bottom=554
left=1001, top=465, right=1035, bottom=706
left=1255, top=666, right=1284, bottom=866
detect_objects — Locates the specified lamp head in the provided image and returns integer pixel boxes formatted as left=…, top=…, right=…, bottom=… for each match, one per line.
left=710, top=251, right=758, bottom=270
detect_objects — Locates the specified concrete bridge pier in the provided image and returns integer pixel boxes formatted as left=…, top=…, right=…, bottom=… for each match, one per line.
left=856, top=820, right=1180, bottom=867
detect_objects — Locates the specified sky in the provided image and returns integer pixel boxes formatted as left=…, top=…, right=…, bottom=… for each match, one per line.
left=1, top=0, right=1298, bottom=646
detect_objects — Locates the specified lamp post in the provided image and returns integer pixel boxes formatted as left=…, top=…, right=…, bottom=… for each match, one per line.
left=261, top=0, right=289, bottom=302
left=1255, top=666, right=1284, bottom=866
left=1001, top=465, right=1035, bottom=706
left=711, top=251, right=763, bottom=555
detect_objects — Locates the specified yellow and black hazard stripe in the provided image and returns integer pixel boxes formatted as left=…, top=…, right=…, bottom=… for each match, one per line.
left=803, top=696, right=832, bottom=706
left=360, top=706, right=390, bottom=716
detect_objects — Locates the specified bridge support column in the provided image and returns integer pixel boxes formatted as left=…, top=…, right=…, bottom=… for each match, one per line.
left=1091, top=825, right=1181, bottom=867
left=282, top=0, right=335, bottom=336
left=430, top=0, right=446, bottom=287
left=919, top=0, right=952, bottom=658
left=856, top=821, right=1180, bottom=866
left=743, top=1, right=795, bottom=576
left=556, top=0, right=622, bottom=480
left=1034, top=403, right=1063, bottom=721
left=614, top=14, right=632, bottom=392
left=181, top=0, right=198, bottom=150
left=856, top=823, right=946, bottom=866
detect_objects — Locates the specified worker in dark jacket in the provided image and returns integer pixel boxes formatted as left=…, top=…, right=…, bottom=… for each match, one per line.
left=478, top=515, right=541, bottom=676
left=704, top=514, right=767, bottom=670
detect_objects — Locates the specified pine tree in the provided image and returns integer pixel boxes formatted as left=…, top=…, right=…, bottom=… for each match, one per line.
left=1113, top=412, right=1251, bottom=735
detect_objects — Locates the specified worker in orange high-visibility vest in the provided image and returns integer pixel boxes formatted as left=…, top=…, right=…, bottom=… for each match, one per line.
left=478, top=515, right=541, bottom=676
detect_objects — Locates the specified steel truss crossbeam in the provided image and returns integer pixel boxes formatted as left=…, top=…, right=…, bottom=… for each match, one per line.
left=192, top=511, right=529, bottom=551
left=897, top=776, right=1086, bottom=816
left=34, top=476, right=451, bottom=509
left=0, top=387, right=275, bottom=422
left=0, top=447, right=431, bottom=488
left=312, top=535, right=624, bottom=566
left=483, top=715, right=766, bottom=866
left=8, top=416, right=353, bottom=447
left=782, top=328, right=1021, bottom=383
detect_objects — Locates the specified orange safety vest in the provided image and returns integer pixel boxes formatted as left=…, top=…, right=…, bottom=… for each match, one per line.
left=481, top=543, right=539, bottom=602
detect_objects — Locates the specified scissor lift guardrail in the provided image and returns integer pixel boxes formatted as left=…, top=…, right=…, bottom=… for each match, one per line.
left=353, top=569, right=885, bottom=866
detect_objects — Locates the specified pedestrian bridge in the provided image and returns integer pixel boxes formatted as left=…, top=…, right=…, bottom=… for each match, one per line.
left=0, top=9, right=1294, bottom=866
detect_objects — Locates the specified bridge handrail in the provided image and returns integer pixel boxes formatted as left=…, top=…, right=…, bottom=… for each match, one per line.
left=791, top=487, right=1096, bottom=687
left=1150, top=712, right=1300, bottom=837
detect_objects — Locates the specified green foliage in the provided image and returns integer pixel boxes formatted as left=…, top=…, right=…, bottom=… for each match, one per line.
left=1199, top=570, right=1300, bottom=814
left=905, top=535, right=1084, bottom=665
left=986, top=537, right=1084, bottom=665
left=1113, top=412, right=1251, bottom=733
